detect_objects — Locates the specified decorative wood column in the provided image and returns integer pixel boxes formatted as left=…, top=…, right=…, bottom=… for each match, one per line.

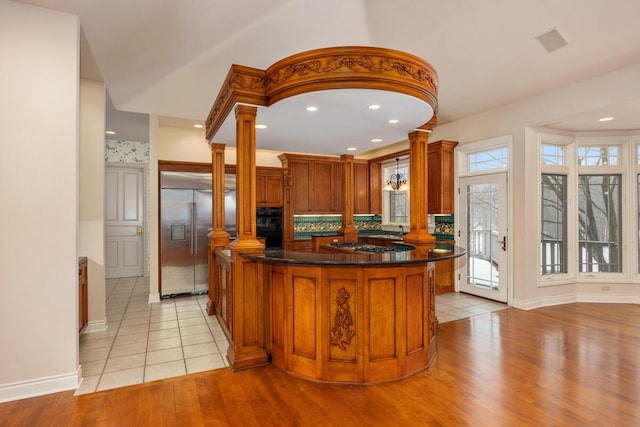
left=403, top=130, right=436, bottom=245
left=337, top=154, right=358, bottom=242
left=227, top=104, right=268, bottom=370
left=210, top=143, right=231, bottom=247
left=208, top=143, right=231, bottom=315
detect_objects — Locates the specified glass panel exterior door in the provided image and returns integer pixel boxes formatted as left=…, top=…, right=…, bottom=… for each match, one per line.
left=459, top=173, right=508, bottom=302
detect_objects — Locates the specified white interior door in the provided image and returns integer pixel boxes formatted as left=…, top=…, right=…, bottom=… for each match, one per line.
left=105, top=167, right=144, bottom=278
left=458, top=173, right=508, bottom=302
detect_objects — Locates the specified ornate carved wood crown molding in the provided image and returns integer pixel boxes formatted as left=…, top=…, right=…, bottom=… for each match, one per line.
left=206, top=65, right=267, bottom=140
left=265, top=46, right=438, bottom=106
left=206, top=46, right=438, bottom=140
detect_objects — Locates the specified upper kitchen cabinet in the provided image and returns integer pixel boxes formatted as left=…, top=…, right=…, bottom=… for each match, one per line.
left=428, top=140, right=458, bottom=214
left=368, top=162, right=382, bottom=215
left=256, top=167, right=283, bottom=207
left=354, top=160, right=371, bottom=214
left=280, top=154, right=343, bottom=214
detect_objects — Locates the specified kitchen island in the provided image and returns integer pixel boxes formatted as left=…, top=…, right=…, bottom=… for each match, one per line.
left=240, top=245, right=465, bottom=384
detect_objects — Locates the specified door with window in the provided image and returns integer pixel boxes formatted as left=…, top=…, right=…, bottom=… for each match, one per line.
left=459, top=173, right=508, bottom=302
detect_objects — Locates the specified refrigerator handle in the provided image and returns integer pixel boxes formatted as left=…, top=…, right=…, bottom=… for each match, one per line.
left=192, top=202, right=198, bottom=255
left=189, top=202, right=196, bottom=255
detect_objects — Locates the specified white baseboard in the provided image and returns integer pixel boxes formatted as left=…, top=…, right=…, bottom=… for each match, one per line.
left=577, top=294, right=636, bottom=304
left=0, top=368, right=81, bottom=403
left=511, top=294, right=577, bottom=310
left=148, top=292, right=160, bottom=303
left=83, top=317, right=108, bottom=334
left=512, top=293, right=639, bottom=310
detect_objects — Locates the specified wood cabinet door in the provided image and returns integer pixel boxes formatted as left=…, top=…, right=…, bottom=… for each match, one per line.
left=264, top=175, right=283, bottom=206
left=428, top=140, right=457, bottom=214
left=312, top=161, right=333, bottom=213
left=256, top=174, right=267, bottom=206
left=291, top=161, right=311, bottom=212
left=354, top=162, right=370, bottom=213
left=369, top=163, right=382, bottom=214
left=331, top=162, right=343, bottom=212
left=256, top=169, right=284, bottom=207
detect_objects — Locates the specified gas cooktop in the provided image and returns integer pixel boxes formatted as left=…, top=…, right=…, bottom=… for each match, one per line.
left=329, top=242, right=396, bottom=253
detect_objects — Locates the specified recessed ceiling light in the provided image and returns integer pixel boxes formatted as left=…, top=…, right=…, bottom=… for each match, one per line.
left=599, top=116, right=614, bottom=122
left=346, top=147, right=358, bottom=151
left=368, top=104, right=380, bottom=110
left=370, top=138, right=383, bottom=143
left=193, top=124, right=203, bottom=129
left=306, top=106, right=318, bottom=112
left=388, top=119, right=399, bottom=124
left=255, top=124, right=267, bottom=129
left=105, top=130, right=115, bottom=135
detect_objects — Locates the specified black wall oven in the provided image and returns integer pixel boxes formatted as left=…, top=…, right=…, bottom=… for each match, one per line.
left=256, top=207, right=283, bottom=248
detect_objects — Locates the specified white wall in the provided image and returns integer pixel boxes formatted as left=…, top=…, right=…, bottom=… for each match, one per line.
left=79, top=79, right=107, bottom=332
left=158, top=126, right=210, bottom=162
left=0, top=1, right=80, bottom=401
left=158, top=125, right=283, bottom=167
left=149, top=117, right=161, bottom=302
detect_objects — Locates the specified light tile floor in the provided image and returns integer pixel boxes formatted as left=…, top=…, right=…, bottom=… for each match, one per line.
left=76, top=279, right=505, bottom=395
left=436, top=292, right=508, bottom=323
left=76, top=277, right=229, bottom=395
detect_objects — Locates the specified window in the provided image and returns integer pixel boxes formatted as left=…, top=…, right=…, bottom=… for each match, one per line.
left=541, top=174, right=567, bottom=274
left=540, top=142, right=570, bottom=277
left=382, top=160, right=409, bottom=226
left=388, top=191, right=408, bottom=223
left=468, top=148, right=508, bottom=172
left=578, top=174, right=621, bottom=272
left=541, top=144, right=564, bottom=166
left=577, top=146, right=619, bottom=166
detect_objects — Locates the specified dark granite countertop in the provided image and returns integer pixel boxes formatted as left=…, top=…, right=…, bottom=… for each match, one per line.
left=242, top=244, right=466, bottom=266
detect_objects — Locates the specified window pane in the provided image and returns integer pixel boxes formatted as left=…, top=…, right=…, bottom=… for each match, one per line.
left=382, top=161, right=409, bottom=225
left=541, top=144, right=564, bottom=166
left=577, top=146, right=619, bottom=166
left=389, top=191, right=408, bottom=223
left=468, top=148, right=508, bottom=172
left=578, top=174, right=621, bottom=272
left=541, top=174, right=567, bottom=274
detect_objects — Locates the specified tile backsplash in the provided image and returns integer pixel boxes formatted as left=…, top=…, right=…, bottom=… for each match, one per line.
left=294, top=215, right=382, bottom=239
left=433, top=214, right=455, bottom=241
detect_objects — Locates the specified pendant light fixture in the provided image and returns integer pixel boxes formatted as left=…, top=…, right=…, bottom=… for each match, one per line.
left=383, top=158, right=408, bottom=191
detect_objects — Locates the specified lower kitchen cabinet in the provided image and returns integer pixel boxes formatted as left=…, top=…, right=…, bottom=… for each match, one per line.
left=435, top=258, right=455, bottom=295
left=289, top=240, right=312, bottom=251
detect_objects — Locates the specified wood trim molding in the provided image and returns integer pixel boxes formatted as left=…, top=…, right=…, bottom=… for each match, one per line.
left=205, top=65, right=268, bottom=140
left=206, top=47, right=438, bottom=141
left=264, top=46, right=438, bottom=106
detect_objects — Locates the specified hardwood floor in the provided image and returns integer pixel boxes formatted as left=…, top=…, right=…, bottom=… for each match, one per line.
left=2, top=303, right=639, bottom=426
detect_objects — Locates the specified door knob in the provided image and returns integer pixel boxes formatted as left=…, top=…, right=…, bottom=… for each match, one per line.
left=137, top=226, right=143, bottom=236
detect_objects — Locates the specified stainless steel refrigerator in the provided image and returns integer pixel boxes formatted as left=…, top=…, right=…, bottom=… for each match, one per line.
left=160, top=171, right=214, bottom=297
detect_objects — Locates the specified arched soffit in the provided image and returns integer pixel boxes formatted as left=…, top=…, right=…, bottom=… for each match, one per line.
left=206, top=46, right=438, bottom=141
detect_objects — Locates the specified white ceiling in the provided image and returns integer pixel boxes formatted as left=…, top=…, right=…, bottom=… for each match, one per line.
left=15, top=0, right=640, bottom=154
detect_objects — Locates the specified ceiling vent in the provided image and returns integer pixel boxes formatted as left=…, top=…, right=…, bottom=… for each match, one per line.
left=536, top=28, right=568, bottom=53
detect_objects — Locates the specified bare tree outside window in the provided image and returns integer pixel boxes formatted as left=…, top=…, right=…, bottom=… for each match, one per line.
left=541, top=174, right=567, bottom=274
left=578, top=174, right=621, bottom=272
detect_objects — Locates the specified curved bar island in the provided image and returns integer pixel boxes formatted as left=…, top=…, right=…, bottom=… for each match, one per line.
left=240, top=245, right=465, bottom=385
left=204, top=45, right=459, bottom=386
